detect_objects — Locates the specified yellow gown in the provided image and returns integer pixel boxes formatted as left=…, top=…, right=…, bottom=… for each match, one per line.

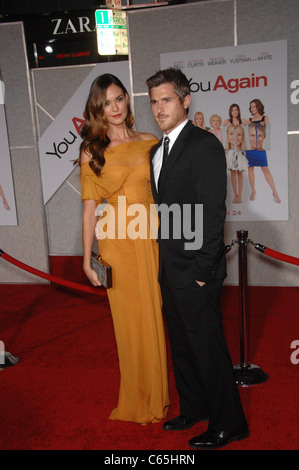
left=80, top=140, right=169, bottom=424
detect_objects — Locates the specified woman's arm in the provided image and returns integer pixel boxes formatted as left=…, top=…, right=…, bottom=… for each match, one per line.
left=80, top=148, right=101, bottom=286
left=82, top=199, right=102, bottom=287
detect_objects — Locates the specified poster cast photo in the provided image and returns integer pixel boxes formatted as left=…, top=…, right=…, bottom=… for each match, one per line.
left=193, top=99, right=281, bottom=204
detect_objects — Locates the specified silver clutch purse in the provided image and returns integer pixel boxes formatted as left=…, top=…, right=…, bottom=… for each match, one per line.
left=91, top=252, right=112, bottom=289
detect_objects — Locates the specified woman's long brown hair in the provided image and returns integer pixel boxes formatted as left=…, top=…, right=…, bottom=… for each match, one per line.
left=78, top=74, right=134, bottom=176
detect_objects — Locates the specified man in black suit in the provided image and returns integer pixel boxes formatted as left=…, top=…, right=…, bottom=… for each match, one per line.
left=146, top=68, right=248, bottom=449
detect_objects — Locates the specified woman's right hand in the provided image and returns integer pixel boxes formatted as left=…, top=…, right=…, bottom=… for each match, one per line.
left=82, top=197, right=102, bottom=287
left=84, top=265, right=102, bottom=287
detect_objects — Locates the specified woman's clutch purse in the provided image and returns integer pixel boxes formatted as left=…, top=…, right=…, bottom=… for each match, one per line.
left=91, top=252, right=112, bottom=289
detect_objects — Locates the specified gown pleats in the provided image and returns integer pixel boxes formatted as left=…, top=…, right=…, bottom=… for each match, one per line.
left=80, top=140, right=169, bottom=424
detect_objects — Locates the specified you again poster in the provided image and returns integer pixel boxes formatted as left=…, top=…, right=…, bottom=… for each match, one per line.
left=160, top=40, right=288, bottom=221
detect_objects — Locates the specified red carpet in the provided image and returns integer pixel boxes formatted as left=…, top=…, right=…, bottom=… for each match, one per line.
left=0, top=257, right=298, bottom=451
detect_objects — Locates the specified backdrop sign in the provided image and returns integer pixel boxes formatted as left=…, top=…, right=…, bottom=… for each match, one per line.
left=38, top=61, right=130, bottom=204
left=161, top=40, right=288, bottom=221
left=0, top=76, right=18, bottom=226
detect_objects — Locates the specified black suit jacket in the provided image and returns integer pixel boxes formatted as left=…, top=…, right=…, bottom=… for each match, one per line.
left=150, top=120, right=227, bottom=288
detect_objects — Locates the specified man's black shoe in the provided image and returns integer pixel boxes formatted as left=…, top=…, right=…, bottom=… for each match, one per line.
left=188, top=423, right=249, bottom=449
left=162, top=415, right=208, bottom=431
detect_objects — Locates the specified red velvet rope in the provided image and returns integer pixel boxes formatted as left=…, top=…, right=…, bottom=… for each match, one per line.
left=0, top=250, right=106, bottom=295
left=263, top=247, right=299, bottom=266
left=254, top=244, right=299, bottom=266
left=1, top=242, right=297, bottom=297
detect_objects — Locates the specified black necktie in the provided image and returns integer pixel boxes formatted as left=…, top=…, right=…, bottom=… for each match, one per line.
left=158, top=136, right=170, bottom=189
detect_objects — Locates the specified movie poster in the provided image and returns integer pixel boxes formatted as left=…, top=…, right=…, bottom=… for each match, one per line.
left=161, top=41, right=288, bottom=221
left=0, top=73, right=18, bottom=226
left=38, top=61, right=130, bottom=204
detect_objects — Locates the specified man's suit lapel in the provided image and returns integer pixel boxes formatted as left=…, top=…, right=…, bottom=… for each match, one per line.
left=150, top=140, right=162, bottom=203
left=158, top=121, right=193, bottom=199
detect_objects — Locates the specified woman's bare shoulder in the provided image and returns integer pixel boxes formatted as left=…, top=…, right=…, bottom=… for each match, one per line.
left=80, top=148, right=92, bottom=164
left=136, top=131, right=158, bottom=141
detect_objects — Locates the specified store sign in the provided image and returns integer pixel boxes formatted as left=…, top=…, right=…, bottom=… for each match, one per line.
left=95, top=9, right=128, bottom=55
left=24, top=12, right=96, bottom=41
left=51, top=16, right=96, bottom=36
left=24, top=11, right=99, bottom=68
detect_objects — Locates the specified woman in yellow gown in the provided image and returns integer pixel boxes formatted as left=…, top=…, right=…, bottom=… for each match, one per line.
left=79, top=74, right=169, bottom=424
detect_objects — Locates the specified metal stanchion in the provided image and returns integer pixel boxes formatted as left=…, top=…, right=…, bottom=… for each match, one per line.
left=233, top=230, right=269, bottom=386
left=0, top=352, right=19, bottom=370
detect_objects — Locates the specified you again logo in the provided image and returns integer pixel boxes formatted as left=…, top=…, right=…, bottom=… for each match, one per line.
left=189, top=73, right=268, bottom=94
left=45, top=114, right=85, bottom=159
left=95, top=196, right=203, bottom=250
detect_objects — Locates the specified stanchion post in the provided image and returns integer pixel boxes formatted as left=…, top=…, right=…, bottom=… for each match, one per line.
left=233, top=230, right=269, bottom=386
left=238, top=230, right=249, bottom=368
left=0, top=351, right=19, bottom=370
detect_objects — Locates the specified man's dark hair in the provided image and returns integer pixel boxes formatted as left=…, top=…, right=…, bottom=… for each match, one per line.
left=146, top=67, right=190, bottom=102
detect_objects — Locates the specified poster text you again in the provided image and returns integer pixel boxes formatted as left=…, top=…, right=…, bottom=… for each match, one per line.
left=188, top=73, right=268, bottom=94
left=45, top=114, right=84, bottom=159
